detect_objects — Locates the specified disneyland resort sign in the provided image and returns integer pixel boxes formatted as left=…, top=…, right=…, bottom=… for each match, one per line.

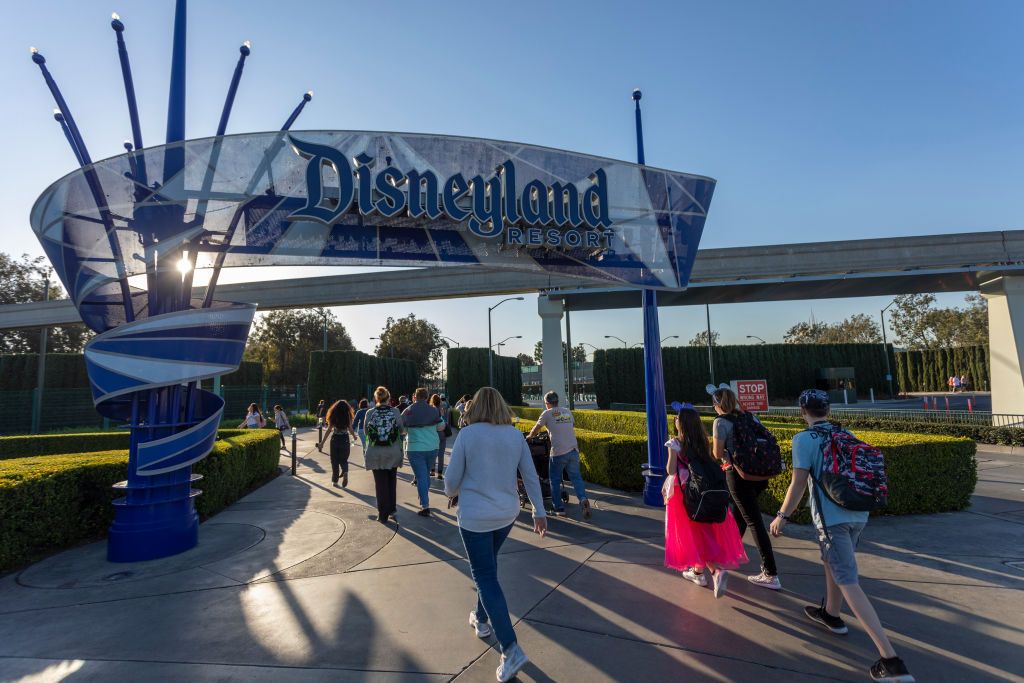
left=289, top=136, right=613, bottom=249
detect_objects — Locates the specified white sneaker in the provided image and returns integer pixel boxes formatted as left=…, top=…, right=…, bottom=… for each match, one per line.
left=681, top=568, right=708, bottom=587
left=469, top=611, right=492, bottom=639
left=747, top=571, right=782, bottom=590
left=712, top=569, right=729, bottom=598
left=496, top=642, right=529, bottom=682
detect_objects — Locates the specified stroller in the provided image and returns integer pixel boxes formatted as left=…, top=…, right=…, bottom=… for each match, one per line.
left=519, top=432, right=570, bottom=512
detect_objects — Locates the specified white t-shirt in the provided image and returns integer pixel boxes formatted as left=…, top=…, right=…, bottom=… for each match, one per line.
left=536, top=407, right=578, bottom=457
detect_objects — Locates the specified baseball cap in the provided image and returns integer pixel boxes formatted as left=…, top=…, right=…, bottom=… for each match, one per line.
left=798, top=389, right=830, bottom=410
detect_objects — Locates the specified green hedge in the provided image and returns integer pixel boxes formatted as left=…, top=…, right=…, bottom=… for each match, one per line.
left=895, top=345, right=989, bottom=393
left=308, top=350, right=417, bottom=410
left=0, top=429, right=280, bottom=571
left=759, top=430, right=978, bottom=523
left=593, top=343, right=896, bottom=408
left=446, top=348, right=522, bottom=406
left=0, top=353, right=90, bottom=389
left=515, top=409, right=977, bottom=521
left=1, top=431, right=130, bottom=459
left=0, top=353, right=264, bottom=391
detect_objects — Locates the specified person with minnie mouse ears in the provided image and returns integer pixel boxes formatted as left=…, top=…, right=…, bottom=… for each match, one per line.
left=662, top=402, right=747, bottom=598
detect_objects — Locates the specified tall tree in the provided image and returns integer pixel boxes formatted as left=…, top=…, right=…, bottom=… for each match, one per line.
left=376, top=314, right=445, bottom=378
left=244, top=308, right=353, bottom=385
left=689, top=330, right=720, bottom=347
left=533, top=341, right=585, bottom=364
left=517, top=353, right=536, bottom=366
left=0, top=252, right=91, bottom=353
left=888, top=293, right=988, bottom=349
left=784, top=313, right=881, bottom=344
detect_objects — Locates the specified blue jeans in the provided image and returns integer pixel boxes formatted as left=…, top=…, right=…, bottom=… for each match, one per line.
left=407, top=450, right=435, bottom=508
left=357, top=428, right=365, bottom=450
left=550, top=449, right=587, bottom=510
left=459, top=523, right=516, bottom=651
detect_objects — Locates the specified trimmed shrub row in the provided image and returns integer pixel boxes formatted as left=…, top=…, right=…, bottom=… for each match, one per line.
left=446, top=348, right=522, bottom=407
left=513, top=408, right=977, bottom=523
left=593, top=344, right=897, bottom=407
left=308, top=350, right=417, bottom=411
left=0, top=429, right=280, bottom=571
left=895, top=345, right=989, bottom=393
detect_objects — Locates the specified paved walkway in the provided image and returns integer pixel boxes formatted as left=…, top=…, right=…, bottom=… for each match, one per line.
left=1, top=432, right=1021, bottom=682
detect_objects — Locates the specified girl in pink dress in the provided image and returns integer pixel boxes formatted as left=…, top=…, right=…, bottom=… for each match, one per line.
left=662, top=404, right=748, bottom=597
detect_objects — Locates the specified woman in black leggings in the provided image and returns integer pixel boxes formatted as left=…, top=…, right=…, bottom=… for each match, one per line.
left=318, top=400, right=356, bottom=488
left=711, top=387, right=781, bottom=591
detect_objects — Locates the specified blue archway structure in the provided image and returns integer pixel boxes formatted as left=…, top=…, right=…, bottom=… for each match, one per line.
left=29, top=1, right=716, bottom=562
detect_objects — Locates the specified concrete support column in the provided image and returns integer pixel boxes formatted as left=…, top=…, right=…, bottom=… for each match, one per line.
left=983, top=277, right=1024, bottom=420
left=539, top=295, right=566, bottom=400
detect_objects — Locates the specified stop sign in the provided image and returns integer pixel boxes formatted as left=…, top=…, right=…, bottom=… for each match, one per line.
left=731, top=380, right=769, bottom=412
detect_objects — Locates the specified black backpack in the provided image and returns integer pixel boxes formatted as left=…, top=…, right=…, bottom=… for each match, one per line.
left=680, top=453, right=731, bottom=523
left=724, top=412, right=783, bottom=481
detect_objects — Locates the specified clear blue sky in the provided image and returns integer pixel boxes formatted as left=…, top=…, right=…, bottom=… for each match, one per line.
left=5, top=1, right=1023, bottom=359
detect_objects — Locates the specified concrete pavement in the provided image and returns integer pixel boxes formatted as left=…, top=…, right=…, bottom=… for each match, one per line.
left=0, top=432, right=1022, bottom=682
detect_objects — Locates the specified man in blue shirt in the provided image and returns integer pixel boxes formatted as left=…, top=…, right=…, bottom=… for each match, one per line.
left=770, top=389, right=914, bottom=683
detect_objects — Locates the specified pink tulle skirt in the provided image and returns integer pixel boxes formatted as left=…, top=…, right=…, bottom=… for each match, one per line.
left=665, top=480, right=749, bottom=571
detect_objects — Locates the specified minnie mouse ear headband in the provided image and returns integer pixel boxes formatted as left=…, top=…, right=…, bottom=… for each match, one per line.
left=705, top=383, right=731, bottom=404
left=670, top=401, right=697, bottom=412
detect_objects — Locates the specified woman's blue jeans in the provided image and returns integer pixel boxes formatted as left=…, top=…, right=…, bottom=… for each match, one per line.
left=407, top=450, right=434, bottom=508
left=459, top=522, right=516, bottom=651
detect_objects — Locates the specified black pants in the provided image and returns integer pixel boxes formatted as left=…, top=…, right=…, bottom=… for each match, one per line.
left=725, top=468, right=778, bottom=576
left=330, top=435, right=351, bottom=482
left=372, top=468, right=398, bottom=521
left=279, top=427, right=287, bottom=447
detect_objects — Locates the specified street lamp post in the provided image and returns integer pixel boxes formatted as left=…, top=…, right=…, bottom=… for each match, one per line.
left=631, top=342, right=643, bottom=348
left=746, top=335, right=767, bottom=344
left=661, top=335, right=679, bottom=344
left=488, top=297, right=524, bottom=386
left=604, top=335, right=628, bottom=349
left=322, top=309, right=328, bottom=352
left=370, top=336, right=394, bottom=358
left=440, top=335, right=460, bottom=347
left=880, top=299, right=898, bottom=399
left=31, top=270, right=51, bottom=434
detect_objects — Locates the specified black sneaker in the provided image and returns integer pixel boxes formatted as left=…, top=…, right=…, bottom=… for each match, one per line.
left=804, top=600, right=848, bottom=635
left=417, top=508, right=431, bottom=517
left=869, top=657, right=914, bottom=682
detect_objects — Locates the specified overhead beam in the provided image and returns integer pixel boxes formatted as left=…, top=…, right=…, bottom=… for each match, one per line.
left=5, top=229, right=1024, bottom=330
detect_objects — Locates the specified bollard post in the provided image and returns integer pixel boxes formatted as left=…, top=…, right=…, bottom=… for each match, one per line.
left=923, top=397, right=928, bottom=411
left=870, top=388, right=875, bottom=403
left=291, top=427, right=297, bottom=476
left=843, top=388, right=848, bottom=405
left=945, top=396, right=950, bottom=413
left=967, top=398, right=973, bottom=413
left=317, top=418, right=323, bottom=446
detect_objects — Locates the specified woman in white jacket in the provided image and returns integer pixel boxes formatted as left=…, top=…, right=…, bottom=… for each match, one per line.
left=444, top=387, right=547, bottom=683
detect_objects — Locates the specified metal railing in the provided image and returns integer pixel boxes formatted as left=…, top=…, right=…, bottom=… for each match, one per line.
left=607, top=401, right=1024, bottom=428
left=0, top=384, right=309, bottom=436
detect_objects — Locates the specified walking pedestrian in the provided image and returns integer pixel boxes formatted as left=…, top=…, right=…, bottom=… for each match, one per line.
left=364, top=386, right=405, bottom=524
left=402, top=388, right=446, bottom=517
left=459, top=399, right=473, bottom=428
left=353, top=398, right=369, bottom=449
left=711, top=386, right=782, bottom=590
left=430, top=393, right=450, bottom=479
left=444, top=387, right=547, bottom=682
left=316, top=399, right=327, bottom=424
left=272, top=404, right=291, bottom=449
left=960, top=374, right=969, bottom=392
left=238, top=403, right=265, bottom=429
left=525, top=390, right=591, bottom=519
left=770, top=389, right=914, bottom=682
left=952, top=375, right=961, bottom=392
left=317, top=400, right=357, bottom=488
left=663, top=403, right=748, bottom=598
